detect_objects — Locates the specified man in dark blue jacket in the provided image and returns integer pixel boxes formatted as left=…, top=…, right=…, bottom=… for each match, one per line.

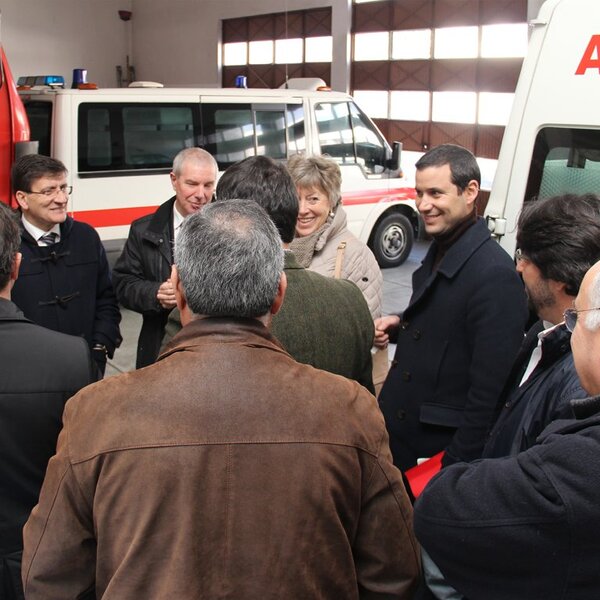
left=375, top=144, right=527, bottom=471
left=414, top=258, right=600, bottom=600
left=11, top=155, right=121, bottom=376
left=483, top=193, right=600, bottom=457
left=0, top=202, right=95, bottom=600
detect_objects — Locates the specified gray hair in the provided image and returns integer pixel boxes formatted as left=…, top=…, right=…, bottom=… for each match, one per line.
left=0, top=203, right=20, bottom=290
left=172, top=147, right=218, bottom=177
left=584, top=268, right=600, bottom=331
left=174, top=199, right=284, bottom=318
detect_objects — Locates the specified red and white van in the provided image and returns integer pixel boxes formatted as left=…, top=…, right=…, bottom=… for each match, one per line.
left=16, top=78, right=419, bottom=266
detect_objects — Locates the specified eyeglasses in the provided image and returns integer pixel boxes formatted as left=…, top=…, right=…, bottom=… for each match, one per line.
left=515, top=248, right=529, bottom=262
left=26, top=184, right=73, bottom=199
left=563, top=307, right=600, bottom=332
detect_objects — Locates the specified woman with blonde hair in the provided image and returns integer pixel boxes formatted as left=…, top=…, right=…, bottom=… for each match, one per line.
left=287, top=153, right=383, bottom=319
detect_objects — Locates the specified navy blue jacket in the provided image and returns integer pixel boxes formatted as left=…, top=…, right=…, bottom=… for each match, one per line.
left=379, top=218, right=527, bottom=471
left=11, top=216, right=121, bottom=358
left=415, top=395, right=600, bottom=600
left=483, top=322, right=586, bottom=457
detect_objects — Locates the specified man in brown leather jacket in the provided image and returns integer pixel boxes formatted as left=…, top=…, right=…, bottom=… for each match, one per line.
left=23, top=199, right=420, bottom=599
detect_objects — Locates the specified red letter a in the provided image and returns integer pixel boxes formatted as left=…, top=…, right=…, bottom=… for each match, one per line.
left=576, top=35, right=600, bottom=75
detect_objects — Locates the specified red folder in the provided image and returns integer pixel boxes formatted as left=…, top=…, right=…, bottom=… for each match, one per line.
left=405, top=451, right=444, bottom=498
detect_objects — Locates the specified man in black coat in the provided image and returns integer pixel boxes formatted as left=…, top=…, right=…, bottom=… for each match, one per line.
left=483, top=194, right=600, bottom=457
left=112, top=147, right=218, bottom=368
left=10, top=155, right=121, bottom=376
left=375, top=144, right=527, bottom=471
left=0, top=203, right=95, bottom=600
left=414, top=258, right=600, bottom=600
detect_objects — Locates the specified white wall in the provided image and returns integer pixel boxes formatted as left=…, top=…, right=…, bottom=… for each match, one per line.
left=0, top=0, right=132, bottom=87
left=131, top=0, right=352, bottom=92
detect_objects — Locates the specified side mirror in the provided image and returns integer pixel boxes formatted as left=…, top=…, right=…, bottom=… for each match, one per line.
left=386, top=140, right=403, bottom=175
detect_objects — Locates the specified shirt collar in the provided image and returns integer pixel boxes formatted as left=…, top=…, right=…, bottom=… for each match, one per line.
left=173, top=205, right=185, bottom=233
left=21, top=215, right=61, bottom=243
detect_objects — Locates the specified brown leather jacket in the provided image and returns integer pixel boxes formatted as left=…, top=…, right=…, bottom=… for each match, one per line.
left=23, top=317, right=419, bottom=599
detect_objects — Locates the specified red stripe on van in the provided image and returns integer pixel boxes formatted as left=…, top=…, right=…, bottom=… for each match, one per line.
left=72, top=206, right=157, bottom=228
left=341, top=187, right=416, bottom=205
left=72, top=187, right=417, bottom=228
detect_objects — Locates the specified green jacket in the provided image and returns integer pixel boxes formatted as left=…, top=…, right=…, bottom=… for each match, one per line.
left=162, top=251, right=375, bottom=393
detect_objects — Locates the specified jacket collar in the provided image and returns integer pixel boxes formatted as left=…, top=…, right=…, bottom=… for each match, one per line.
left=142, top=197, right=175, bottom=246
left=20, top=215, right=74, bottom=245
left=409, top=218, right=490, bottom=309
left=158, top=316, right=286, bottom=360
left=571, top=395, right=600, bottom=420
left=427, top=217, right=489, bottom=279
left=0, top=297, right=30, bottom=322
left=284, top=250, right=302, bottom=270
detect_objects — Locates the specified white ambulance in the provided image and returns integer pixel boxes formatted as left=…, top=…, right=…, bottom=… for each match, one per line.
left=17, top=78, right=419, bottom=266
left=485, top=0, right=600, bottom=253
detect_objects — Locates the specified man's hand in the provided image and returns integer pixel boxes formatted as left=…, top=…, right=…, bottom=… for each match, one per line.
left=374, top=315, right=400, bottom=349
left=157, top=278, right=177, bottom=309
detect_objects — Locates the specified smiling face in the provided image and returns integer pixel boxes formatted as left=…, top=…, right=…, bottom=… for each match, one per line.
left=415, top=164, right=478, bottom=237
left=295, top=186, right=331, bottom=237
left=171, top=159, right=217, bottom=217
left=15, top=173, right=69, bottom=231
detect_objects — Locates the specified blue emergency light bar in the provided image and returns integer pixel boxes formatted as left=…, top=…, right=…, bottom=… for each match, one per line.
left=16, top=75, right=65, bottom=88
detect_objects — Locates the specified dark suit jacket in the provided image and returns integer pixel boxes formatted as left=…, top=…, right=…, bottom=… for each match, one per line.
left=161, top=252, right=375, bottom=392
left=379, top=218, right=527, bottom=471
left=112, top=198, right=175, bottom=368
left=0, top=298, right=95, bottom=600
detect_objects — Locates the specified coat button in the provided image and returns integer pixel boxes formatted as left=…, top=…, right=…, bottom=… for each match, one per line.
left=402, top=371, right=411, bottom=381
left=413, top=329, right=421, bottom=340
left=396, top=409, right=406, bottom=420
left=401, top=321, right=409, bottom=330
left=391, top=359, right=398, bottom=368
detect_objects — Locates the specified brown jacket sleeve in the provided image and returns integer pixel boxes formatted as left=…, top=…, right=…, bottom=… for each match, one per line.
left=22, top=410, right=97, bottom=600
left=355, top=429, right=421, bottom=598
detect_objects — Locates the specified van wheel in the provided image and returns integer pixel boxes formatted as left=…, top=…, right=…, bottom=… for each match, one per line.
left=371, top=213, right=414, bottom=268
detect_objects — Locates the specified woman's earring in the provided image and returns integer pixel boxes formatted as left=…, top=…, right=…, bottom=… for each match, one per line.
left=329, top=209, right=335, bottom=217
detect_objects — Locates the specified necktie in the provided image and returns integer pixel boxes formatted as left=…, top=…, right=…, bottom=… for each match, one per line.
left=39, top=232, right=57, bottom=246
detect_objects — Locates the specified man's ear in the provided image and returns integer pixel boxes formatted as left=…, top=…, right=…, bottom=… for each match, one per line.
left=270, top=271, right=287, bottom=316
left=169, top=172, right=177, bottom=190
left=15, top=191, right=28, bottom=212
left=172, top=264, right=191, bottom=325
left=464, top=179, right=480, bottom=209
left=10, top=253, right=22, bottom=283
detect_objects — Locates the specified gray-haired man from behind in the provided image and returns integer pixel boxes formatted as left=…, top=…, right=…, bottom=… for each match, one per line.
left=23, top=200, right=420, bottom=599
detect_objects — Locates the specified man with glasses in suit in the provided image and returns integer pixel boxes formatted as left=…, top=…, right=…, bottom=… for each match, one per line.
left=11, top=154, right=121, bottom=376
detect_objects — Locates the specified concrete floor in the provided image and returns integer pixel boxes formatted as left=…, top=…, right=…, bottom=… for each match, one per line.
left=105, top=240, right=430, bottom=378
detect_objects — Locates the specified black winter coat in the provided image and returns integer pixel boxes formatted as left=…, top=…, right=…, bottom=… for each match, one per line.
left=379, top=218, right=528, bottom=471
left=112, top=198, right=174, bottom=368
left=11, top=217, right=121, bottom=358
left=415, top=395, right=600, bottom=600
left=0, top=298, right=95, bottom=600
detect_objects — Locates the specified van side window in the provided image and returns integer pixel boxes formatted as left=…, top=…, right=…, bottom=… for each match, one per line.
left=78, top=103, right=200, bottom=173
left=525, top=128, right=600, bottom=202
left=23, top=100, right=53, bottom=157
left=201, top=103, right=305, bottom=170
left=315, top=101, right=387, bottom=175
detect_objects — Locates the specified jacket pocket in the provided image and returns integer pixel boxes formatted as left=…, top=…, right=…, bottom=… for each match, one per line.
left=420, top=402, right=463, bottom=428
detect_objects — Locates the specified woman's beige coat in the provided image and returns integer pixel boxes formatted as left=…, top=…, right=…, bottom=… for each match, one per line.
left=303, top=206, right=383, bottom=319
